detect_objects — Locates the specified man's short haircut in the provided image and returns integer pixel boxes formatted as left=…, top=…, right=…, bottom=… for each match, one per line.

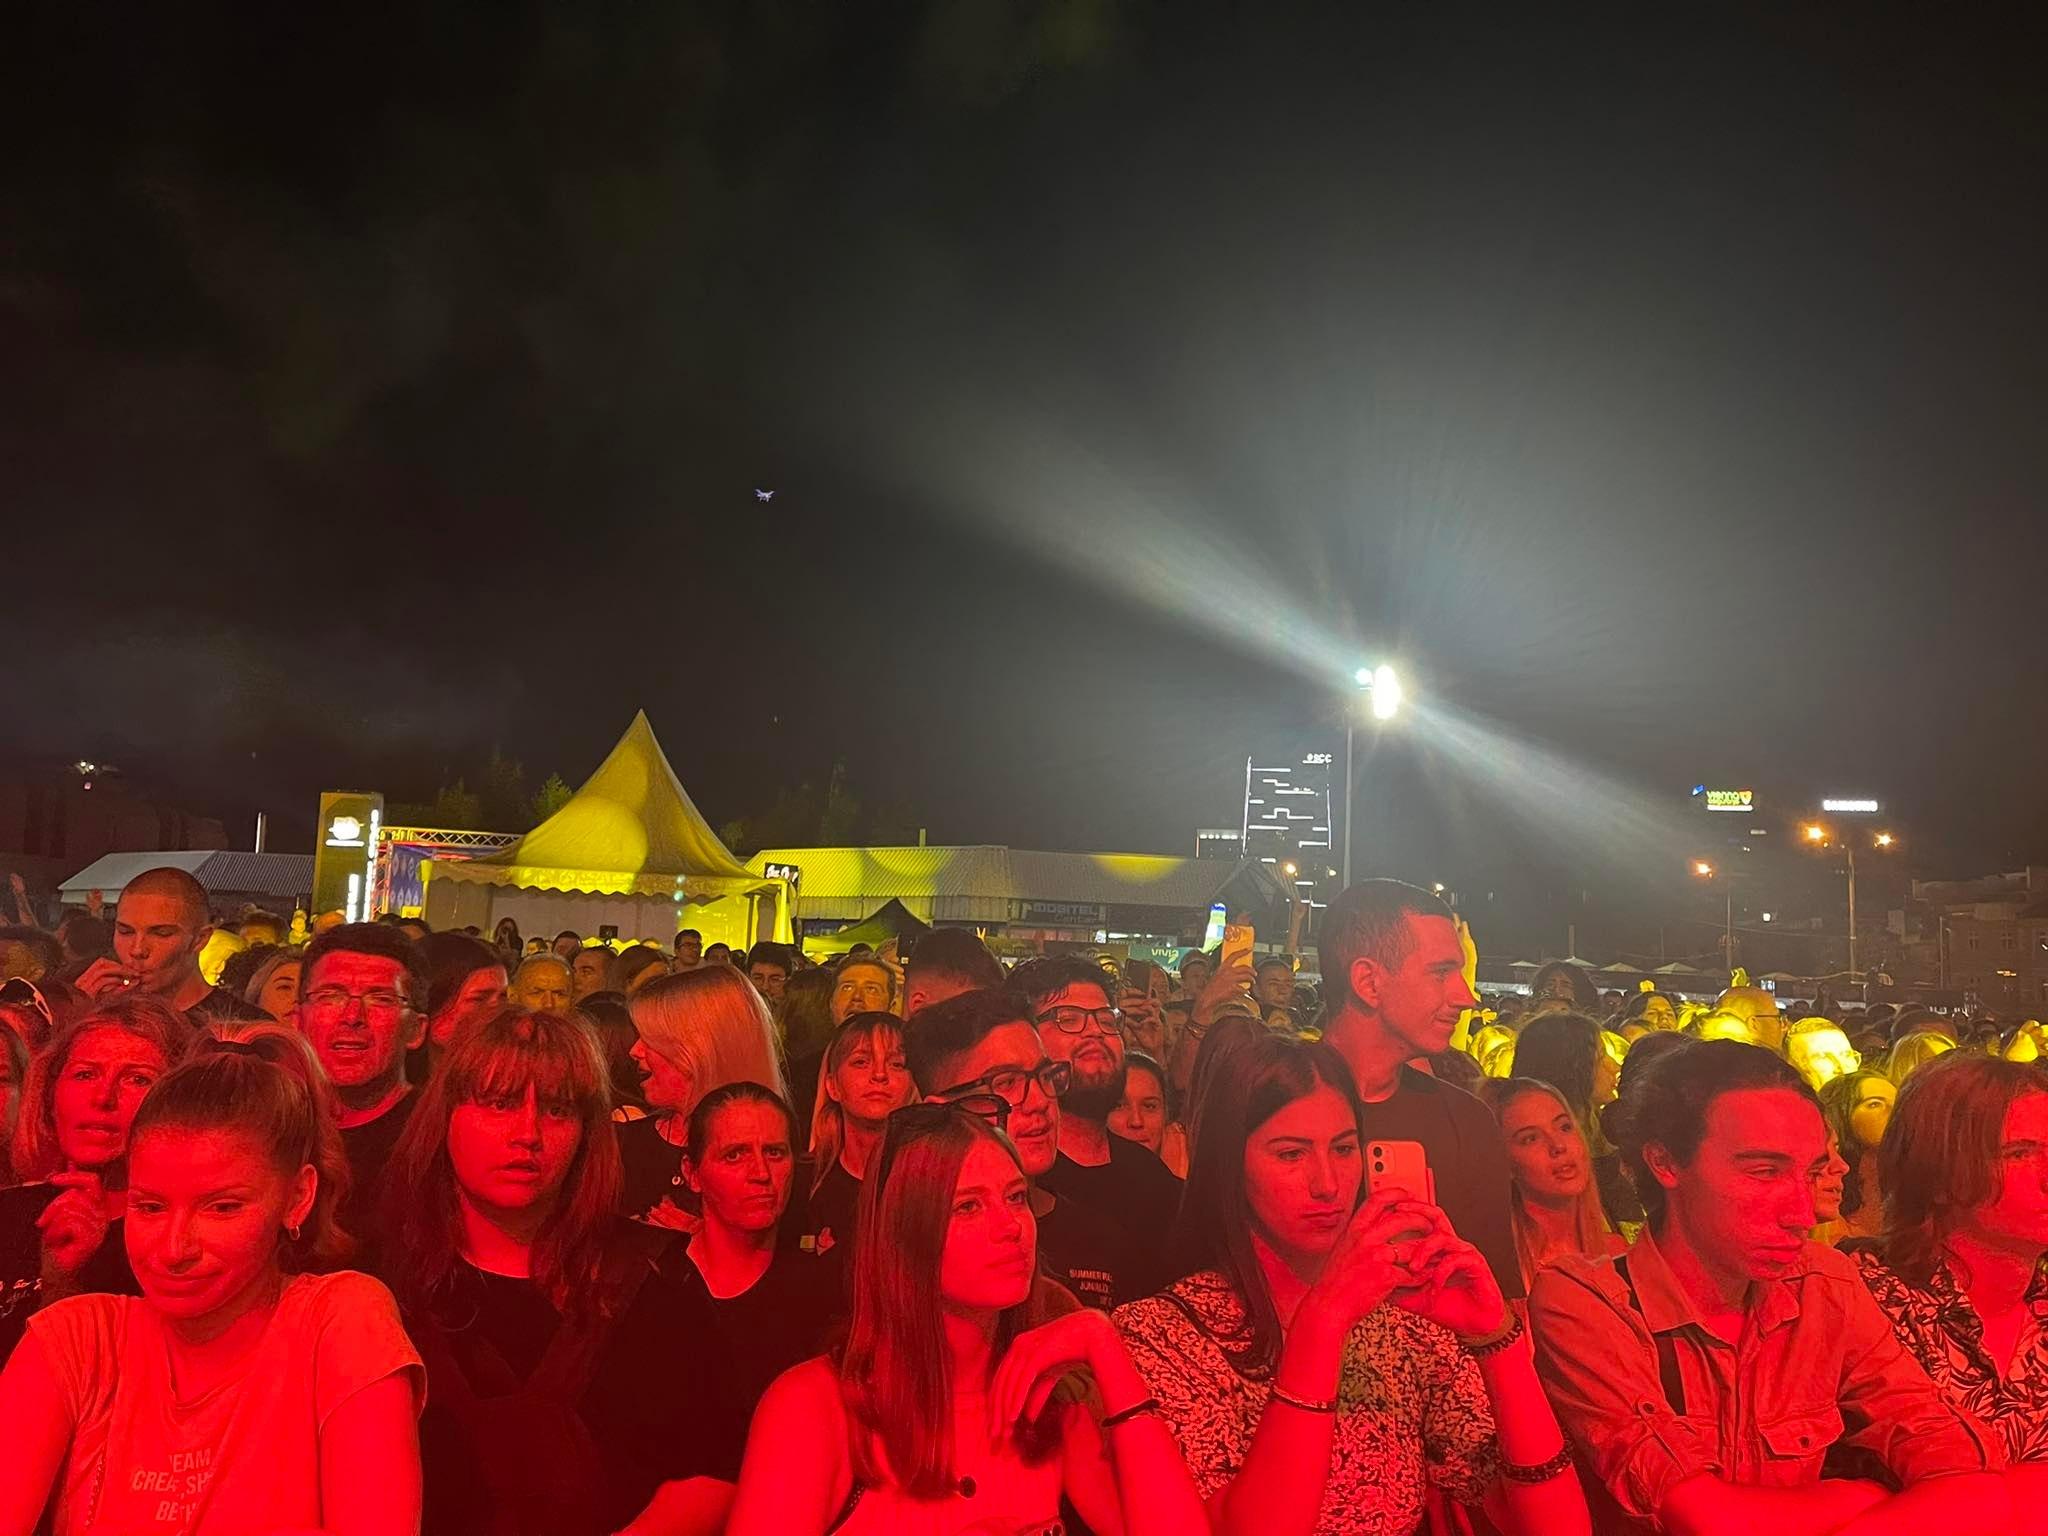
left=1255, top=955, right=1295, bottom=978
left=676, top=928, right=701, bottom=945
left=907, top=928, right=1004, bottom=993
left=1606, top=1038, right=1815, bottom=1226
left=1008, top=954, right=1115, bottom=1015
left=554, top=930, right=581, bottom=944
left=118, top=867, right=211, bottom=926
left=1315, top=879, right=1456, bottom=1010
left=746, top=942, right=794, bottom=974
left=904, top=987, right=1035, bottom=1095
left=302, top=922, right=429, bottom=1010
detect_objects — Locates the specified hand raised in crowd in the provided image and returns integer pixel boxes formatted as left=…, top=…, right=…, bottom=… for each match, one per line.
left=1293, top=1187, right=1439, bottom=1337
left=987, top=1308, right=1142, bottom=1439
left=1386, top=1202, right=1511, bottom=1340
left=70, top=955, right=137, bottom=999
left=1119, top=989, right=1166, bottom=1054
left=1192, top=962, right=1255, bottom=1026
left=37, top=1170, right=112, bottom=1282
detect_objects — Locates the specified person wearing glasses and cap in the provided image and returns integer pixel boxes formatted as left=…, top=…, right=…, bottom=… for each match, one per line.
left=1012, top=955, right=1184, bottom=1293
left=906, top=988, right=1149, bottom=1311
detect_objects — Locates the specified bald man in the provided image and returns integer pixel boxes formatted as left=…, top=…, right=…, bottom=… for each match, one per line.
left=75, top=867, right=270, bottom=1027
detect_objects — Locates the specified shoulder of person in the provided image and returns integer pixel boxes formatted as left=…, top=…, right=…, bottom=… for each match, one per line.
left=1794, top=1238, right=1876, bottom=1289
left=1528, top=1248, right=1631, bottom=1318
left=25, top=1287, right=132, bottom=1352
left=1115, top=1271, right=1238, bottom=1337
left=755, top=1354, right=841, bottom=1423
left=292, top=1268, right=406, bottom=1327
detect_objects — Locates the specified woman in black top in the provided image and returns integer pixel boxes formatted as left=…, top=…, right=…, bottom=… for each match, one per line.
left=676, top=1082, right=842, bottom=1464
left=380, top=1007, right=734, bottom=1536
left=791, top=1012, right=915, bottom=1254
left=0, top=994, right=186, bottom=1363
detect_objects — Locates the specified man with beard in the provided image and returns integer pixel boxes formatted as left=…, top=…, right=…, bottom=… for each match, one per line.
left=75, top=866, right=270, bottom=1028
left=1011, top=955, right=1182, bottom=1292
left=908, top=987, right=1146, bottom=1310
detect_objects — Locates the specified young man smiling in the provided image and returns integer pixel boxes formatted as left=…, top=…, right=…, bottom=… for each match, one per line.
left=1531, top=1039, right=2009, bottom=1536
left=1316, top=878, right=1521, bottom=1299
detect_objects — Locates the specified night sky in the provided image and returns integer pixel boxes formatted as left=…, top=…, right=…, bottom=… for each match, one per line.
left=6, top=5, right=2045, bottom=949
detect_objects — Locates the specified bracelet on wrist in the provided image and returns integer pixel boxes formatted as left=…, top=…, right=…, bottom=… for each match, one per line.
left=1501, top=1442, right=1575, bottom=1484
left=1458, top=1311, right=1524, bottom=1359
left=1099, top=1396, right=1160, bottom=1430
left=1269, top=1383, right=1339, bottom=1415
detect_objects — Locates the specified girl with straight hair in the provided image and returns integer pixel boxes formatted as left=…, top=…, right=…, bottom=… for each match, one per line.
left=618, top=965, right=787, bottom=1226
left=793, top=1011, right=916, bottom=1251
left=0, top=994, right=189, bottom=1364
left=727, top=1102, right=1208, bottom=1535
left=0, top=1038, right=422, bottom=1536
left=380, top=1007, right=734, bottom=1536
left=1116, top=1033, right=1588, bottom=1536
left=1476, top=1077, right=1626, bottom=1297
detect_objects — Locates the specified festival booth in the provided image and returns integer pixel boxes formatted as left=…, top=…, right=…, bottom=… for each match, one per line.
left=422, top=711, right=789, bottom=948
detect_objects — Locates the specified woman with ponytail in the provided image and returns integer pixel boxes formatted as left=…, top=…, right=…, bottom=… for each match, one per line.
left=0, top=1034, right=424, bottom=1536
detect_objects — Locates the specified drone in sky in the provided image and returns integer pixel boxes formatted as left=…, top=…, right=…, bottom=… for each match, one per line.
left=755, top=488, right=775, bottom=502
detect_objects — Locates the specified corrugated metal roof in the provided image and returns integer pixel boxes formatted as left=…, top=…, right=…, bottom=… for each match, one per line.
left=60, top=851, right=316, bottom=904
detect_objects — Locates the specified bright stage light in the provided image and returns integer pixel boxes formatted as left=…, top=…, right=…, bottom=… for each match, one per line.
left=1369, top=664, right=1403, bottom=720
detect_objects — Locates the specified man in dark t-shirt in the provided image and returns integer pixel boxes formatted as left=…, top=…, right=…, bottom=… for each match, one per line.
left=1013, top=954, right=1183, bottom=1295
left=908, top=989, right=1152, bottom=1308
left=296, top=923, right=430, bottom=1245
left=73, top=866, right=273, bottom=1031
left=1317, top=880, right=1524, bottom=1300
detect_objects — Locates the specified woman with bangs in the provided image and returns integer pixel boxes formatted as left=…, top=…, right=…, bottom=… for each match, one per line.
left=0, top=993, right=189, bottom=1365
left=728, top=1101, right=1207, bottom=1536
left=620, top=965, right=787, bottom=1227
left=791, top=1011, right=917, bottom=1253
left=0, top=1032, right=423, bottom=1536
left=379, top=1008, right=735, bottom=1536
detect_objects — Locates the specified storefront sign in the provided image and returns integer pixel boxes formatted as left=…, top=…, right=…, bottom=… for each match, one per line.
left=312, top=791, right=384, bottom=922
left=1703, top=788, right=1753, bottom=812
left=1019, top=900, right=1105, bottom=927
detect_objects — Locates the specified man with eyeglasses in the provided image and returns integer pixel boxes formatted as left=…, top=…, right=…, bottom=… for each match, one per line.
left=1012, top=955, right=1182, bottom=1288
left=905, top=988, right=1146, bottom=1311
left=296, top=922, right=431, bottom=1243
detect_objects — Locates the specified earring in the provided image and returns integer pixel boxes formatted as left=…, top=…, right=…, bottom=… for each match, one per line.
left=287, top=1222, right=302, bottom=1242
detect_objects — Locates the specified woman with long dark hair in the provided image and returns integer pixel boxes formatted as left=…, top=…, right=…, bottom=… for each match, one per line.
left=0, top=994, right=188, bottom=1364
left=727, top=1102, right=1207, bottom=1535
left=792, top=1011, right=916, bottom=1251
left=0, top=1035, right=422, bottom=1536
left=1851, top=1052, right=2048, bottom=1464
left=1115, top=1033, right=1588, bottom=1536
left=1815, top=1069, right=1895, bottom=1244
left=378, top=1007, right=736, bottom=1536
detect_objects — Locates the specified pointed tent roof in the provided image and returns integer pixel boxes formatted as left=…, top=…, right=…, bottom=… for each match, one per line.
left=428, top=711, right=768, bottom=898
left=811, top=898, right=933, bottom=956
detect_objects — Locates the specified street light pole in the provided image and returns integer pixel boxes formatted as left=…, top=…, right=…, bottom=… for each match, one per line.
left=1340, top=665, right=1401, bottom=892
left=1847, top=841, right=1858, bottom=997
left=1342, top=721, right=1355, bottom=890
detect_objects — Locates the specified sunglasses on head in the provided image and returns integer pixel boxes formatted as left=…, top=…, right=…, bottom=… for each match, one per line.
left=0, top=976, right=51, bottom=1028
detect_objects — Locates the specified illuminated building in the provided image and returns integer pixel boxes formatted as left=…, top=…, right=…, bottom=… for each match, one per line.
left=1242, top=751, right=1334, bottom=912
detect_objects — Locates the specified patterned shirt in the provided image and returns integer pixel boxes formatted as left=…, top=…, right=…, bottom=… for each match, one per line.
left=1852, top=1248, right=2048, bottom=1463
left=1113, top=1270, right=1499, bottom=1536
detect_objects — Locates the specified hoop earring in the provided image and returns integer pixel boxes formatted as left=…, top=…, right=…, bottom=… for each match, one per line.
left=286, top=1222, right=302, bottom=1242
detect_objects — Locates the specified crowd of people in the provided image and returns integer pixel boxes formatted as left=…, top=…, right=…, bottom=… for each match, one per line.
left=0, top=867, right=2045, bottom=1534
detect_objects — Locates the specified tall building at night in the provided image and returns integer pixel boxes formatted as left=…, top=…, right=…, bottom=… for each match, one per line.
left=1242, top=751, right=1335, bottom=913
